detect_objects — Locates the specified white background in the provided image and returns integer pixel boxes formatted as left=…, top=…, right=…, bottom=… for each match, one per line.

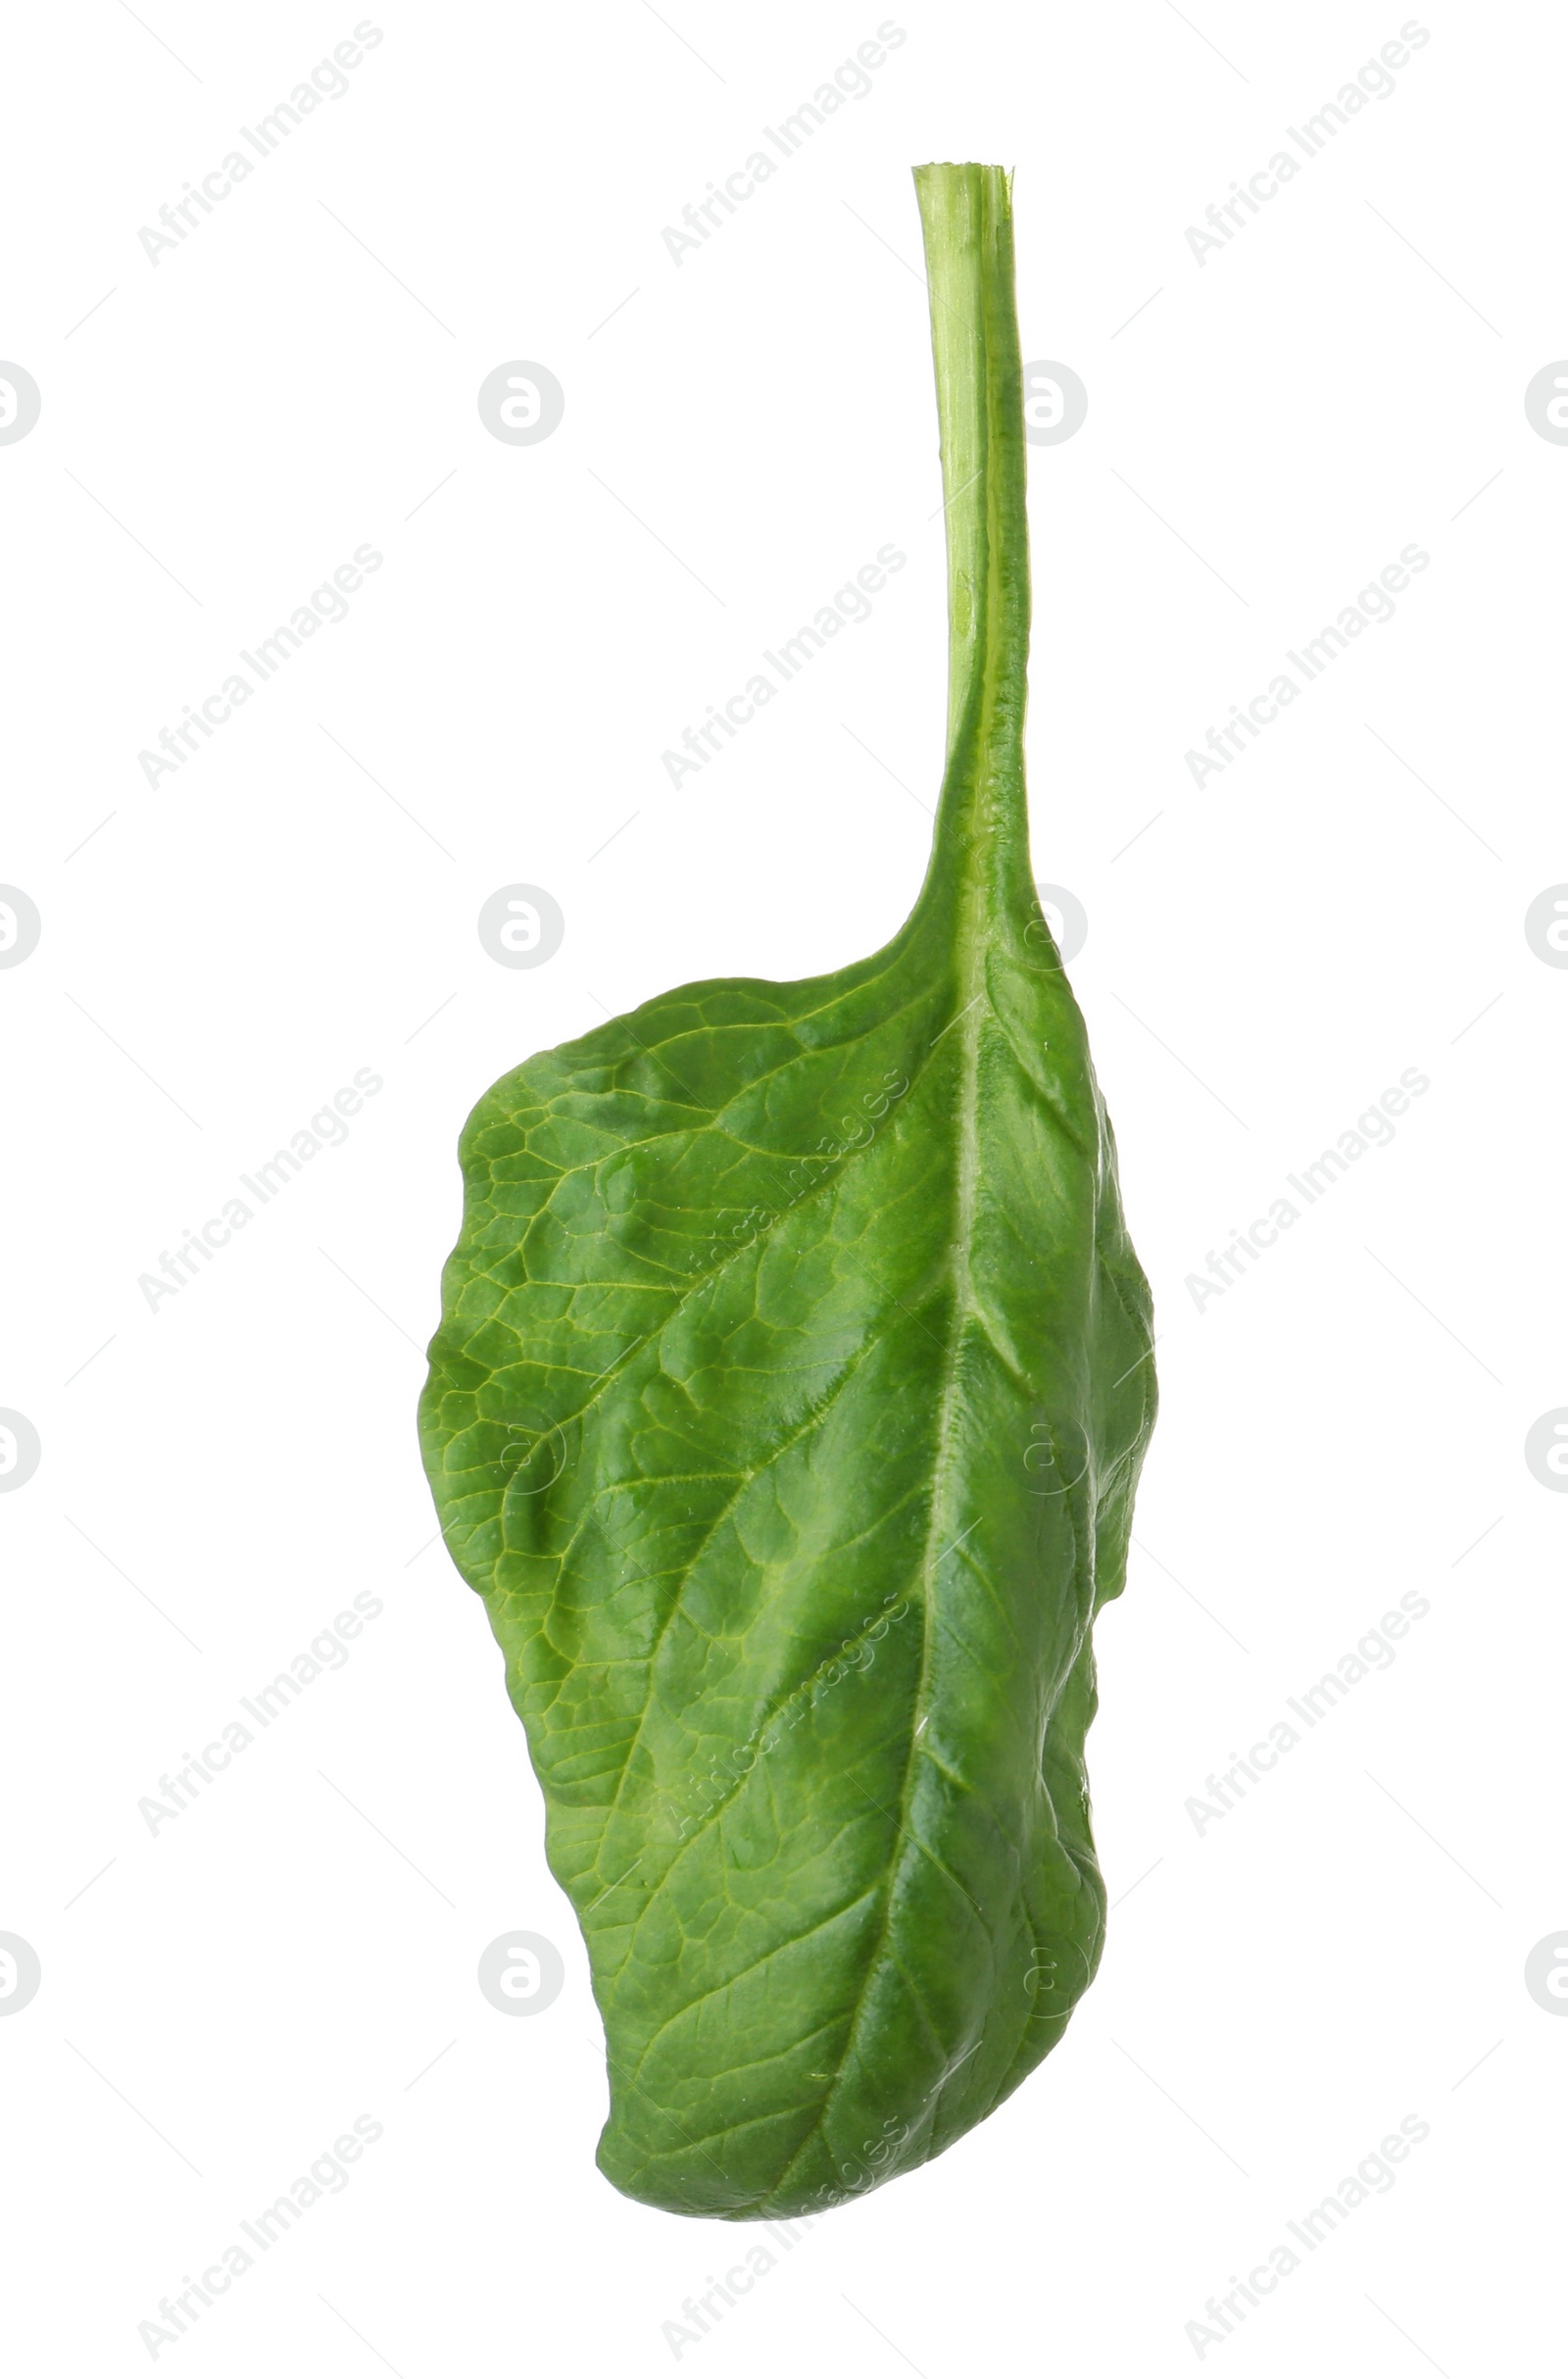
left=2, top=2, right=1562, bottom=2371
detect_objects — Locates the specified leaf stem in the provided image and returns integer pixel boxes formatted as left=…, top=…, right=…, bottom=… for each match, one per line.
left=912, top=164, right=1034, bottom=916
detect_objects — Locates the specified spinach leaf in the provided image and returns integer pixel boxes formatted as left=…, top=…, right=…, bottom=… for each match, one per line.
left=420, top=162, right=1156, bottom=2219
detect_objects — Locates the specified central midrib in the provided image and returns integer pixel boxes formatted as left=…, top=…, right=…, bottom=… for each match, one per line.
left=758, top=173, right=1029, bottom=2207
left=763, top=471, right=1014, bottom=2216
left=757, top=925, right=988, bottom=2206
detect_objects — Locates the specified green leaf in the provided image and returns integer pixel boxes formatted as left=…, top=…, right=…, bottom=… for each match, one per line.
left=419, top=162, right=1156, bottom=2220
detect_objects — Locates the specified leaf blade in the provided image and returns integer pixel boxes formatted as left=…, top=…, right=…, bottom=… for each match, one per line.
left=419, top=163, right=1156, bottom=2220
